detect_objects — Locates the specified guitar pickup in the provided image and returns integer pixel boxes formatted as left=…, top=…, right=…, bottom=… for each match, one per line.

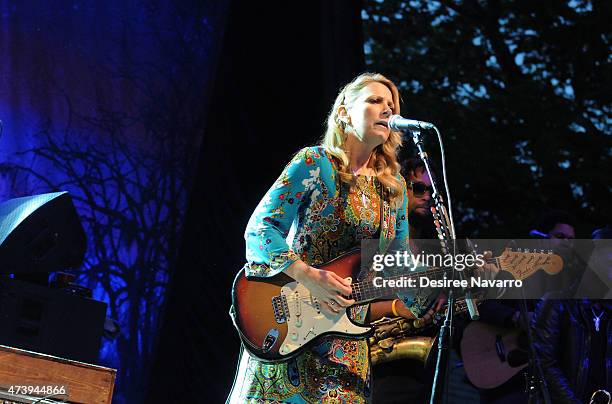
left=272, top=295, right=289, bottom=324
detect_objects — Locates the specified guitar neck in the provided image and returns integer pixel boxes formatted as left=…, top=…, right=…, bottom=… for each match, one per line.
left=349, top=259, right=500, bottom=304
left=349, top=266, right=461, bottom=304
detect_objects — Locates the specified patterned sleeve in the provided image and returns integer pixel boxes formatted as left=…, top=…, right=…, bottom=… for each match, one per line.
left=244, top=147, right=322, bottom=277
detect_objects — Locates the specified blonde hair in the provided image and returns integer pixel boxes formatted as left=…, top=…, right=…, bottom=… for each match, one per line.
left=321, top=72, right=404, bottom=207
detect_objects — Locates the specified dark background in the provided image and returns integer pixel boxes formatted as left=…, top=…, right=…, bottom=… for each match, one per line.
left=361, top=0, right=611, bottom=237
left=147, top=1, right=367, bottom=402
left=0, top=0, right=609, bottom=403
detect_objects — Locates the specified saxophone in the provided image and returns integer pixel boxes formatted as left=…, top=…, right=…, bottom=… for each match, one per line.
left=368, top=315, right=436, bottom=366
left=369, top=297, right=479, bottom=366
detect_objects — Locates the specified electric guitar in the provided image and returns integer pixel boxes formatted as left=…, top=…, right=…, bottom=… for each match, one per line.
left=230, top=248, right=562, bottom=362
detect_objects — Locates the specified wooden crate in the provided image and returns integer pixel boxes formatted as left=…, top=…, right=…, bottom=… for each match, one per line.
left=0, top=345, right=115, bottom=404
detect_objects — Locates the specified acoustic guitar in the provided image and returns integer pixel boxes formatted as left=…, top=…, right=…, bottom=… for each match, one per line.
left=461, top=320, right=532, bottom=389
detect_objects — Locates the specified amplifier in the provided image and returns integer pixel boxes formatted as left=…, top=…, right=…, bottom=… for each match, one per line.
left=0, top=278, right=106, bottom=364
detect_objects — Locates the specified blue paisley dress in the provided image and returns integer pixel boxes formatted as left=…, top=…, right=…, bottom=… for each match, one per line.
left=228, top=146, right=424, bottom=403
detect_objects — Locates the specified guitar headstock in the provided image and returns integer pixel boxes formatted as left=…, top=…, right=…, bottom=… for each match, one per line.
left=498, top=247, right=564, bottom=280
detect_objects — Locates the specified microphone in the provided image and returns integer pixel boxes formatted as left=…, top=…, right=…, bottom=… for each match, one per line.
left=388, top=115, right=435, bottom=131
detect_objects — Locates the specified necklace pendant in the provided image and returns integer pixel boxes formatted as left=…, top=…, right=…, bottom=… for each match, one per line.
left=591, top=306, right=604, bottom=332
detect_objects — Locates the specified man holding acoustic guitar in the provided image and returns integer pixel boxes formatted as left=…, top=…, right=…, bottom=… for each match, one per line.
left=370, top=156, right=445, bottom=403
left=461, top=210, right=578, bottom=403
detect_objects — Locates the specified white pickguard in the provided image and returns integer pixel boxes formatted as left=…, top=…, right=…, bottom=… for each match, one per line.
left=278, top=278, right=371, bottom=356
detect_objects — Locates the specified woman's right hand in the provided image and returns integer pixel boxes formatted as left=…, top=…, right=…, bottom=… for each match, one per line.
left=285, top=260, right=355, bottom=314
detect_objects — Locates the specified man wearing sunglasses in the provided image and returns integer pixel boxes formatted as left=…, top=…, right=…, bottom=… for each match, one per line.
left=371, top=157, right=445, bottom=403
left=404, top=157, right=437, bottom=241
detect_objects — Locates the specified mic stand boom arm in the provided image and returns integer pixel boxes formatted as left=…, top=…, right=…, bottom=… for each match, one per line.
left=409, top=129, right=478, bottom=312
left=407, top=129, right=479, bottom=404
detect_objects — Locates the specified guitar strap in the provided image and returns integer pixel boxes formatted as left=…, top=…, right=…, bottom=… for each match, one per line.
left=377, top=181, right=390, bottom=253
left=356, top=180, right=391, bottom=282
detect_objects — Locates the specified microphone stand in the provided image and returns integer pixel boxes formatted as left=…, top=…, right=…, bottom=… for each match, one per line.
left=407, top=129, right=478, bottom=404
left=519, top=284, right=552, bottom=404
left=519, top=235, right=551, bottom=403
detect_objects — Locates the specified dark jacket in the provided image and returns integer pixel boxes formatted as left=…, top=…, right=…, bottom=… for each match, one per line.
left=532, top=296, right=611, bottom=403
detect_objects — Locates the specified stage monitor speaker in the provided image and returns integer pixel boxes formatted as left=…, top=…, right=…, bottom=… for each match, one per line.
left=0, top=192, right=86, bottom=274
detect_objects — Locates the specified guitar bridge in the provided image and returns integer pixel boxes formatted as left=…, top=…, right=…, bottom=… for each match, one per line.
left=272, top=295, right=289, bottom=324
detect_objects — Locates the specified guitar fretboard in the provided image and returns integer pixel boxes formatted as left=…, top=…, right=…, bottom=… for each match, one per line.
left=349, top=263, right=491, bottom=303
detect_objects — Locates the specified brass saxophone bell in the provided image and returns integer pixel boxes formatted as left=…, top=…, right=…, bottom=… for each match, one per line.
left=370, top=334, right=436, bottom=366
left=369, top=297, right=480, bottom=367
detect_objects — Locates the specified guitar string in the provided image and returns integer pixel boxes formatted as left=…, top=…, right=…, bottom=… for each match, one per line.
left=281, top=297, right=479, bottom=317
left=281, top=255, right=553, bottom=303
left=287, top=256, right=549, bottom=302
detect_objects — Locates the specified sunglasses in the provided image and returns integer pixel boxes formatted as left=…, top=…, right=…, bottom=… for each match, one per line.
left=409, top=181, right=433, bottom=197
